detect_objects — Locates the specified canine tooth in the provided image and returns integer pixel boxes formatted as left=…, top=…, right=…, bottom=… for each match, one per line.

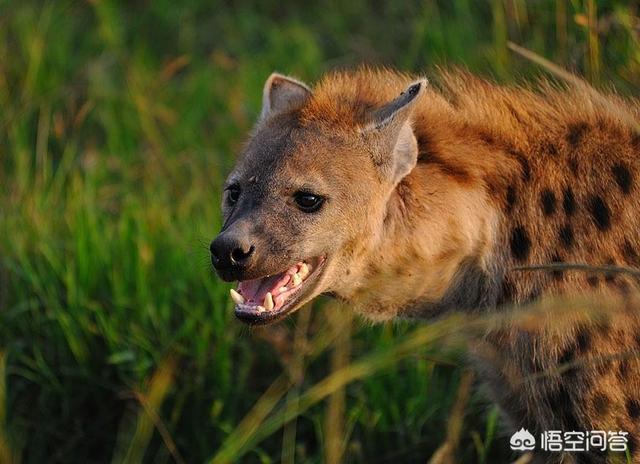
left=264, top=292, right=274, bottom=311
left=230, top=289, right=245, bottom=304
left=279, top=287, right=288, bottom=293
left=299, top=263, right=309, bottom=279
left=293, top=273, right=302, bottom=286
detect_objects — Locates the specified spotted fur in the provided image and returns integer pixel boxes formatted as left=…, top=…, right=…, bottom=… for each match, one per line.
left=220, top=67, right=640, bottom=463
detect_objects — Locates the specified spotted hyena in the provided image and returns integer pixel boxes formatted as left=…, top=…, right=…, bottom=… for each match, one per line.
left=210, top=68, right=640, bottom=463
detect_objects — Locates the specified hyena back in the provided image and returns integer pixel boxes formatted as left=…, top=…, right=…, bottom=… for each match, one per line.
left=210, top=68, right=640, bottom=463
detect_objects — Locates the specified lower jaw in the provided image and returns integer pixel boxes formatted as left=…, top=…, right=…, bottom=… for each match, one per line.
left=234, top=303, right=296, bottom=325
left=233, top=258, right=326, bottom=325
left=234, top=285, right=315, bottom=325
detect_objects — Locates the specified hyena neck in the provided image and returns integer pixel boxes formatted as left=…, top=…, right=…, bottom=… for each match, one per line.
left=343, top=74, right=640, bottom=321
left=348, top=98, right=541, bottom=321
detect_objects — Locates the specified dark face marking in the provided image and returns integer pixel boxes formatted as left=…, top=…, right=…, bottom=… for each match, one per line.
left=510, top=226, right=531, bottom=261
left=588, top=195, right=611, bottom=231
left=612, top=163, right=633, bottom=194
left=587, top=275, right=599, bottom=287
left=566, top=122, right=588, bottom=147
left=562, top=188, right=577, bottom=216
left=559, top=224, right=574, bottom=249
left=540, top=189, right=556, bottom=216
left=626, top=398, right=640, bottom=419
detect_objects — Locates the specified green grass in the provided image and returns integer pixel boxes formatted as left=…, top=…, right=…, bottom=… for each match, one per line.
left=0, top=1, right=639, bottom=462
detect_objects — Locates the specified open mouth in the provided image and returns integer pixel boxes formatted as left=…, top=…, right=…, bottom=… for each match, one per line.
left=230, top=256, right=326, bottom=325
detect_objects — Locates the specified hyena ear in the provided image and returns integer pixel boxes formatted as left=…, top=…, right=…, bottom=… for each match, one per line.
left=362, top=78, right=427, bottom=185
left=260, top=73, right=312, bottom=121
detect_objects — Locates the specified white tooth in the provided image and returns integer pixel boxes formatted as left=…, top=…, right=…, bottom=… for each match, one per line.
left=264, top=292, right=274, bottom=311
left=279, top=287, right=289, bottom=293
left=299, top=263, right=309, bottom=279
left=293, top=273, right=302, bottom=286
left=257, top=305, right=266, bottom=313
left=230, top=288, right=245, bottom=304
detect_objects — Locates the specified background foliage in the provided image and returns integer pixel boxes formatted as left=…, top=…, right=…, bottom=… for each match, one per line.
left=0, top=1, right=639, bottom=462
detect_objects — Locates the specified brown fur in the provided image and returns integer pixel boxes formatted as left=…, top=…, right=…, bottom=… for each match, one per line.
left=215, top=67, right=640, bottom=463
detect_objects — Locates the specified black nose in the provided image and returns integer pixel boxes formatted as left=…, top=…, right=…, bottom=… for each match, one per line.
left=210, top=233, right=256, bottom=273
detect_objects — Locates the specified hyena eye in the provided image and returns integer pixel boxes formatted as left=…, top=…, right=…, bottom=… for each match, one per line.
left=294, top=191, right=324, bottom=213
left=225, top=185, right=241, bottom=205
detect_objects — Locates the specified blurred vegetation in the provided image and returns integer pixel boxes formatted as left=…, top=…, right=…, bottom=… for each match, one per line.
left=0, top=0, right=638, bottom=463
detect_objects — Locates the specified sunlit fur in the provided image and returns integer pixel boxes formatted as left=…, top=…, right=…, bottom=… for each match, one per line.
left=229, top=67, right=640, bottom=463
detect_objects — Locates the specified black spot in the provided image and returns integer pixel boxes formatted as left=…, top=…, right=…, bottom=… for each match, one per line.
left=558, top=224, right=574, bottom=249
left=588, top=195, right=611, bottom=231
left=592, top=393, right=610, bottom=415
left=506, top=185, right=517, bottom=213
left=540, top=189, right=556, bottom=216
left=566, top=122, right=589, bottom=146
left=567, top=156, right=578, bottom=171
left=626, top=398, right=640, bottom=419
left=479, top=131, right=496, bottom=145
left=510, top=226, right=531, bottom=261
left=498, top=280, right=515, bottom=306
left=558, top=346, right=578, bottom=374
left=619, top=358, right=631, bottom=378
left=612, top=163, right=633, bottom=194
left=550, top=253, right=564, bottom=280
left=605, top=258, right=616, bottom=283
left=576, top=328, right=591, bottom=353
left=558, top=346, right=576, bottom=366
left=587, top=275, right=599, bottom=287
left=508, top=149, right=531, bottom=182
left=543, top=141, right=558, bottom=156
left=562, top=188, right=577, bottom=216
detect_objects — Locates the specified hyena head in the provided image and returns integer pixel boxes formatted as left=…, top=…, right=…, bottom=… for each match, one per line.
left=210, top=72, right=426, bottom=324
